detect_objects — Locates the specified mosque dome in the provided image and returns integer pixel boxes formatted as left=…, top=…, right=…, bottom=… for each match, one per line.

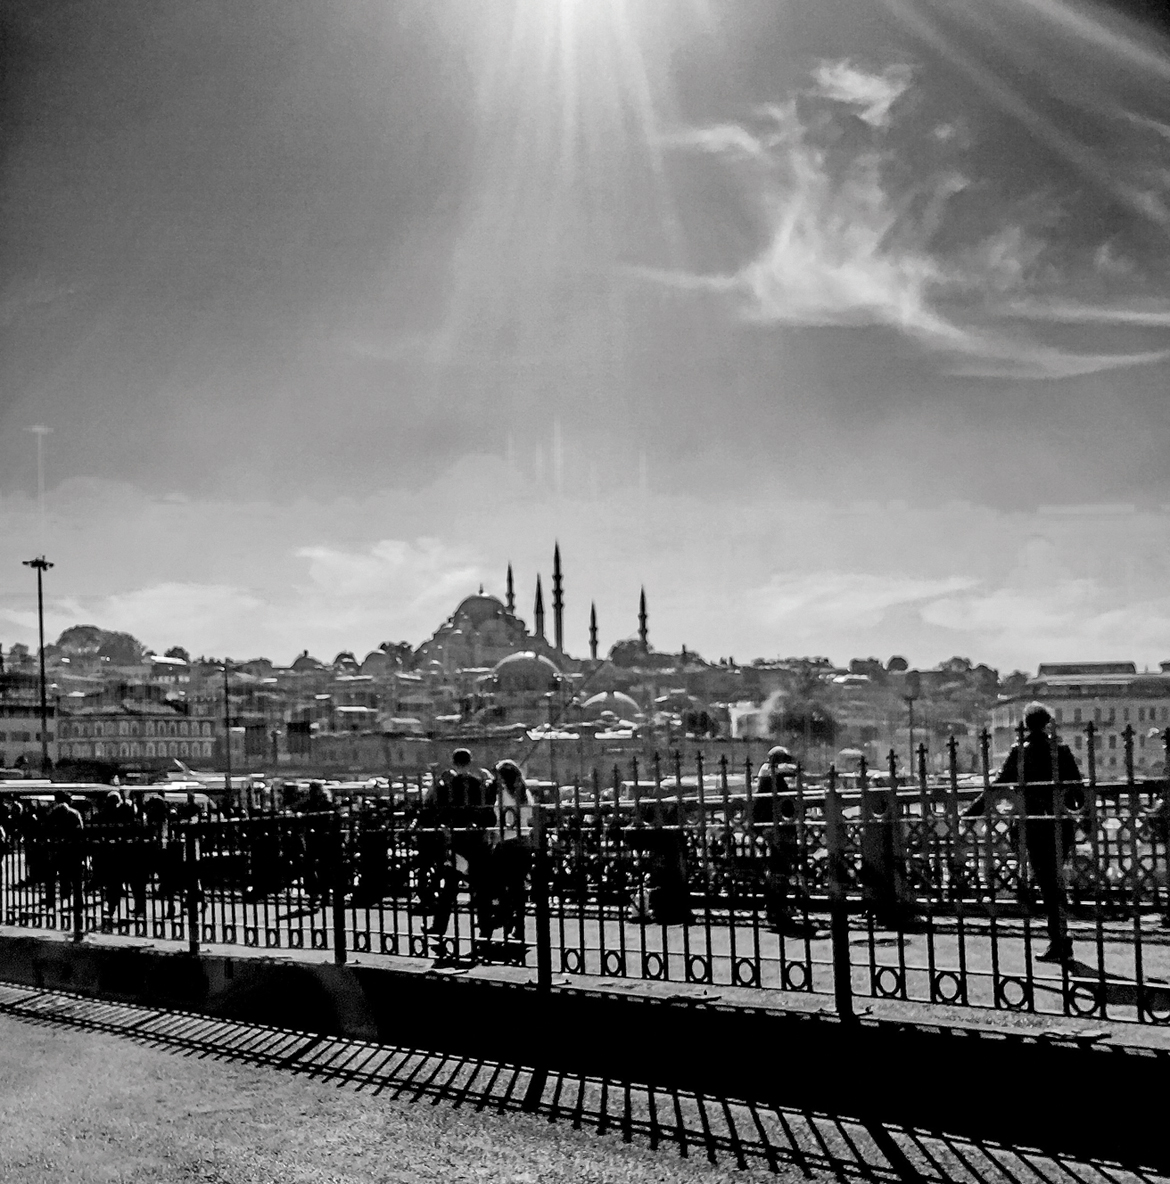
left=492, top=651, right=561, bottom=693
left=454, top=593, right=507, bottom=628
left=360, top=650, right=390, bottom=674
left=581, top=690, right=642, bottom=719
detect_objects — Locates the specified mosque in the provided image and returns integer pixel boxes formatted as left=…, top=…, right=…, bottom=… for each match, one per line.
left=407, top=544, right=660, bottom=733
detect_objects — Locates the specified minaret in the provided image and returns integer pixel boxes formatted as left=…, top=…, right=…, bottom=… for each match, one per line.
left=638, top=587, right=648, bottom=649
left=534, top=576, right=545, bottom=641
left=506, top=563, right=515, bottom=613
left=552, top=543, right=564, bottom=653
left=589, top=602, right=598, bottom=661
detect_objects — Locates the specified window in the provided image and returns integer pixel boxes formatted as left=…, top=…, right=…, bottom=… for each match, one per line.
left=1124, top=708, right=1130, bottom=722
left=1108, top=707, right=1116, bottom=724
left=119, top=721, right=129, bottom=736
left=146, top=742, right=156, bottom=758
left=1139, top=734, right=1146, bottom=748
left=201, top=722, right=211, bottom=737
left=1055, top=708, right=1063, bottom=723
left=168, top=742, right=177, bottom=756
left=179, top=742, right=188, bottom=757
left=119, top=743, right=129, bottom=758
left=1109, top=734, right=1117, bottom=749
left=1073, top=708, right=1082, bottom=723
left=1094, top=707, right=1102, bottom=724
left=1074, top=735, right=1082, bottom=750
left=1139, top=707, right=1146, bottom=722
left=130, top=743, right=140, bottom=757
left=146, top=722, right=155, bottom=737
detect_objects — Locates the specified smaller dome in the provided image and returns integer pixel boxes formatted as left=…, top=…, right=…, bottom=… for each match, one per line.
left=492, top=651, right=561, bottom=693
left=581, top=690, right=641, bottom=718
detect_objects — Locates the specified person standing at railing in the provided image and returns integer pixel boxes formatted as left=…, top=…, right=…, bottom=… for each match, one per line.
left=43, top=790, right=84, bottom=920
left=968, top=702, right=1083, bottom=964
left=754, top=746, right=819, bottom=938
left=419, top=748, right=496, bottom=945
left=297, top=781, right=335, bottom=910
left=482, top=758, right=535, bottom=946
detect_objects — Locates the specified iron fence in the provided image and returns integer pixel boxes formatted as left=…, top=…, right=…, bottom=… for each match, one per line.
left=2, top=722, right=1169, bottom=1027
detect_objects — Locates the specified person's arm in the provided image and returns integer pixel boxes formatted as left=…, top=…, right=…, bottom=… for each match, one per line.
left=963, top=749, right=1015, bottom=817
left=1058, top=745, right=1083, bottom=784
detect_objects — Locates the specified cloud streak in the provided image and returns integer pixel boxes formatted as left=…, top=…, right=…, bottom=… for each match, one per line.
left=658, top=59, right=1170, bottom=380
left=811, top=60, right=912, bottom=128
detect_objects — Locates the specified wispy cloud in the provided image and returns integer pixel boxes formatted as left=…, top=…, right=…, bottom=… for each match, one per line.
left=657, top=59, right=1170, bottom=380
left=1003, top=300, right=1170, bottom=326
left=812, top=60, right=912, bottom=128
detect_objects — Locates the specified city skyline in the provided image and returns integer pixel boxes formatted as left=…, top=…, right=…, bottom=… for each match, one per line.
left=4, top=1, right=1170, bottom=672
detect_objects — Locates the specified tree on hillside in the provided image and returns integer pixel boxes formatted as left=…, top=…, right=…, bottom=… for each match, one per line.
left=165, top=646, right=191, bottom=662
left=55, top=625, right=146, bottom=665
left=56, top=624, right=106, bottom=653
left=97, top=631, right=146, bottom=665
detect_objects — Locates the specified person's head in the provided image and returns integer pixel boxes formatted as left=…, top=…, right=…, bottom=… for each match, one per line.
left=105, top=790, right=122, bottom=806
left=1023, top=702, right=1052, bottom=733
left=452, top=748, right=472, bottom=769
left=54, top=790, right=72, bottom=805
left=767, top=745, right=793, bottom=766
left=495, top=759, right=522, bottom=788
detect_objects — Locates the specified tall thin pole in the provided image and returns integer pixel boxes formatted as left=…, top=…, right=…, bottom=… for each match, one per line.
left=222, top=663, right=232, bottom=801
left=23, top=557, right=53, bottom=776
left=906, top=696, right=916, bottom=772
left=26, top=425, right=51, bottom=555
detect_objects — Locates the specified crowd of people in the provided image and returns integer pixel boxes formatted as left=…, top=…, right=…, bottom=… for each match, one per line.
left=0, top=709, right=1127, bottom=966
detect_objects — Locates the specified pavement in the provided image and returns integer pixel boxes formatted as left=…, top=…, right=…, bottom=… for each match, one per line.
left=0, top=984, right=1165, bottom=1184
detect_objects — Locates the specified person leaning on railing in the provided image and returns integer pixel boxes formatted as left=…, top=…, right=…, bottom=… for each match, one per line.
left=964, top=702, right=1083, bottom=964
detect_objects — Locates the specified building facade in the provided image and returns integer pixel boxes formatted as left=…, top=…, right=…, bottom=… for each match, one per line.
left=990, top=662, right=1170, bottom=777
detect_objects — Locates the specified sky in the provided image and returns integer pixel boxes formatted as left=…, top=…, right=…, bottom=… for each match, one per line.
left=4, top=0, right=1170, bottom=674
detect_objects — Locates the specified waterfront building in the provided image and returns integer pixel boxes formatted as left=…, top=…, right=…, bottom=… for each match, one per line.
left=990, top=662, right=1170, bottom=775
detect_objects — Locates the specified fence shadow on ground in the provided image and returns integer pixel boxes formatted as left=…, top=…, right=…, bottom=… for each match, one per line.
left=0, top=982, right=1161, bottom=1184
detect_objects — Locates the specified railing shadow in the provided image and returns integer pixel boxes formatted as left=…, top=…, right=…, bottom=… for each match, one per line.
left=0, top=983, right=1162, bottom=1184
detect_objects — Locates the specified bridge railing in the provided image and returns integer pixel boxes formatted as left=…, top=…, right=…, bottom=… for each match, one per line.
left=1, top=721, right=1169, bottom=1026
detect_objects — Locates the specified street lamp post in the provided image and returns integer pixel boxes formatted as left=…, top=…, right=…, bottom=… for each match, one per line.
left=22, top=556, right=53, bottom=776
left=902, top=670, right=921, bottom=775
left=904, top=694, right=917, bottom=774
left=222, top=663, right=232, bottom=802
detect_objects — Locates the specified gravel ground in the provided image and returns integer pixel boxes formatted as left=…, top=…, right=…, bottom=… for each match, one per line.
left=0, top=1012, right=796, bottom=1184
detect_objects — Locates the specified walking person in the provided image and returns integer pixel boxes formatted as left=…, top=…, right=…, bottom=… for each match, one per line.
left=968, top=702, right=1083, bottom=963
